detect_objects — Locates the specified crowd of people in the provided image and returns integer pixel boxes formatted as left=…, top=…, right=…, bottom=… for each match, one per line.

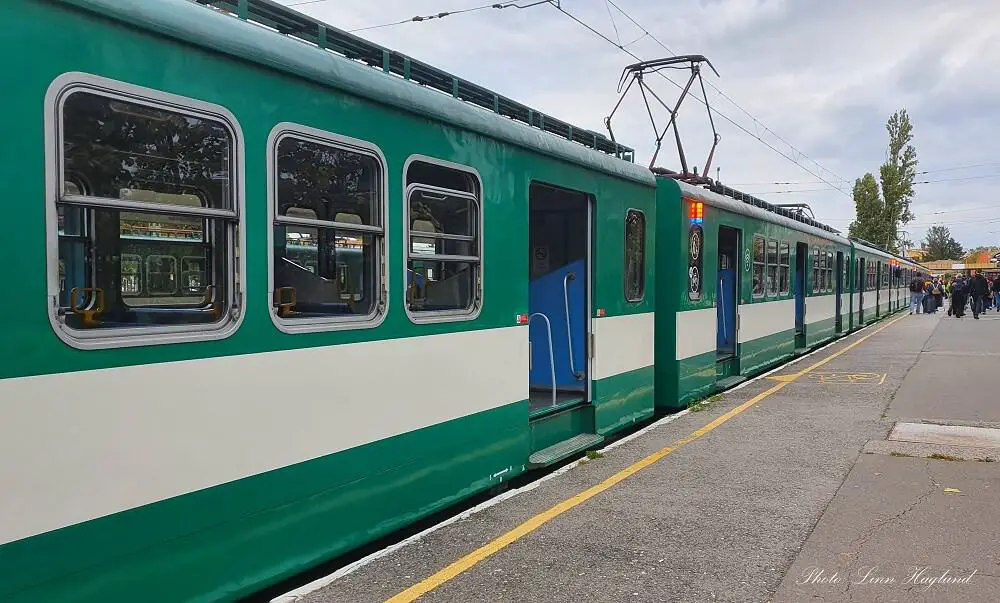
left=909, top=270, right=1000, bottom=319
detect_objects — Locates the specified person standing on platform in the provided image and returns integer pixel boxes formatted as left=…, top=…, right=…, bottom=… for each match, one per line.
left=951, top=276, right=967, bottom=318
left=931, top=278, right=943, bottom=313
left=922, top=279, right=934, bottom=314
left=969, top=270, right=988, bottom=319
left=993, top=274, right=1000, bottom=311
left=909, top=273, right=925, bottom=314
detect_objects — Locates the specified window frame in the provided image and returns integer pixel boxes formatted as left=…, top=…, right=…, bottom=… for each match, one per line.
left=266, top=122, right=389, bottom=334
left=623, top=208, right=646, bottom=303
left=752, top=235, right=766, bottom=299
left=826, top=251, right=834, bottom=293
left=765, top=239, right=779, bottom=298
left=812, top=247, right=819, bottom=294
left=403, top=154, right=484, bottom=324
left=44, top=72, right=246, bottom=350
left=778, top=242, right=790, bottom=295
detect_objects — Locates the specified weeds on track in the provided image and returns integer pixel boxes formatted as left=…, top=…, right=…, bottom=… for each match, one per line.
left=689, top=393, right=724, bottom=413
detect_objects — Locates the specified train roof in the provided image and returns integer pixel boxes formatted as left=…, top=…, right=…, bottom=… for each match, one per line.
left=851, top=239, right=928, bottom=270
left=58, top=0, right=654, bottom=187
left=674, top=179, right=852, bottom=245
left=670, top=179, right=928, bottom=269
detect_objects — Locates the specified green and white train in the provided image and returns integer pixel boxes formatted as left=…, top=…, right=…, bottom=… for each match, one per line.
left=0, top=1, right=926, bottom=601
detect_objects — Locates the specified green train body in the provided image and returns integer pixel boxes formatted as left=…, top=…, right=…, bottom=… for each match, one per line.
left=0, top=1, right=924, bottom=601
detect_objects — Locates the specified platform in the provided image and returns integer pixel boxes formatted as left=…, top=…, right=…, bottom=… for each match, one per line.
left=274, top=310, right=1000, bottom=603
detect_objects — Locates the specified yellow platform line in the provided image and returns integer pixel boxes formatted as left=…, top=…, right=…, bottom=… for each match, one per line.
left=385, top=314, right=909, bottom=603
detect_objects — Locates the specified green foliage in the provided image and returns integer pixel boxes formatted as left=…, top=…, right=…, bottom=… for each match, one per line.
left=847, top=109, right=918, bottom=253
left=847, top=173, right=886, bottom=243
left=881, top=110, right=918, bottom=229
left=923, top=226, right=964, bottom=261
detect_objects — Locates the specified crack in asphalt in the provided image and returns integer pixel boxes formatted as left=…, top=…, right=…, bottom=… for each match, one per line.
left=838, top=459, right=939, bottom=598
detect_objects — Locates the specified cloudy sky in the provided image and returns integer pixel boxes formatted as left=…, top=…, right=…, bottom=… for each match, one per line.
left=277, top=0, right=1000, bottom=250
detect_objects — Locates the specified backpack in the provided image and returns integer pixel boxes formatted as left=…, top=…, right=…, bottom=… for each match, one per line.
left=909, top=278, right=922, bottom=293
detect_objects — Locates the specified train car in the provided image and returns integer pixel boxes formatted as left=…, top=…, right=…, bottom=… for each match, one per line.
left=847, top=240, right=926, bottom=328
left=654, top=177, right=861, bottom=409
left=1, top=1, right=925, bottom=602
left=851, top=240, right=890, bottom=327
left=0, top=0, right=657, bottom=601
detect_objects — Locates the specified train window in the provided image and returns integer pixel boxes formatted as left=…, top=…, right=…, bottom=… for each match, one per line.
left=818, top=249, right=826, bottom=292
left=752, top=236, right=765, bottom=298
left=826, top=251, right=834, bottom=292
left=268, top=128, right=386, bottom=331
left=812, top=248, right=819, bottom=294
left=822, top=251, right=830, bottom=292
left=404, top=158, right=482, bottom=321
left=624, top=209, right=646, bottom=302
left=50, top=79, right=242, bottom=349
left=766, top=240, right=779, bottom=297
left=779, top=242, right=790, bottom=295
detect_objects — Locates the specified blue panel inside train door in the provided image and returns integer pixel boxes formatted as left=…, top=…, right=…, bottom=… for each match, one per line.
left=716, top=226, right=740, bottom=362
left=716, top=253, right=736, bottom=356
left=529, top=259, right=586, bottom=388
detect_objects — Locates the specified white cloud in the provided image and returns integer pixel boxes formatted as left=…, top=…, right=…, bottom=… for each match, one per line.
left=278, top=0, right=1000, bottom=248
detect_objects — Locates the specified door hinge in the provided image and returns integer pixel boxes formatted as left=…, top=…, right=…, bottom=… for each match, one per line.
left=588, top=332, right=595, bottom=358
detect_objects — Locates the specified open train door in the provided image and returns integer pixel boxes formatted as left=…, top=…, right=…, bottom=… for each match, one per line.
left=857, top=257, right=866, bottom=323
left=715, top=226, right=740, bottom=383
left=835, top=251, right=844, bottom=333
left=525, top=182, right=600, bottom=468
left=794, top=242, right=808, bottom=349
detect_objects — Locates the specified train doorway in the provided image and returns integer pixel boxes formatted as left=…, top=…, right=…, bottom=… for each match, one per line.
left=716, top=226, right=740, bottom=378
left=857, top=258, right=865, bottom=323
left=794, top=242, right=807, bottom=348
left=526, top=183, right=590, bottom=415
left=875, top=262, right=882, bottom=317
left=835, top=251, right=844, bottom=333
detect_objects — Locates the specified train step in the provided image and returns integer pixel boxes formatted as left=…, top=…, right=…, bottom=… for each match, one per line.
left=527, top=433, right=604, bottom=468
left=715, top=375, right=746, bottom=390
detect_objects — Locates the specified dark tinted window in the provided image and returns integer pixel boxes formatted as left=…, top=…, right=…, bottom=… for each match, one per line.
left=625, top=210, right=646, bottom=302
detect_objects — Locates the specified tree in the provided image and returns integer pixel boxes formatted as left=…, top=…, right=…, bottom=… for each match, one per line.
left=847, top=109, right=918, bottom=253
left=923, top=226, right=964, bottom=261
left=847, top=173, right=887, bottom=244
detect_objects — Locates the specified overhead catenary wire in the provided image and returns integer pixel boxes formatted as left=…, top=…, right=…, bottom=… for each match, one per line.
left=752, top=172, right=1000, bottom=194
left=730, top=162, right=1000, bottom=186
left=602, top=0, right=850, bottom=189
left=284, top=0, right=556, bottom=33
left=547, top=4, right=852, bottom=197
left=289, top=0, right=853, bottom=197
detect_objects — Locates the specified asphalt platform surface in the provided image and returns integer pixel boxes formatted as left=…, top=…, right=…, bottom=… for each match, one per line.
left=278, top=306, right=999, bottom=603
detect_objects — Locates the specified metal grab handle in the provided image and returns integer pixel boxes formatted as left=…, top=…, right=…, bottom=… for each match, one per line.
left=528, top=312, right=557, bottom=407
left=563, top=273, right=584, bottom=381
